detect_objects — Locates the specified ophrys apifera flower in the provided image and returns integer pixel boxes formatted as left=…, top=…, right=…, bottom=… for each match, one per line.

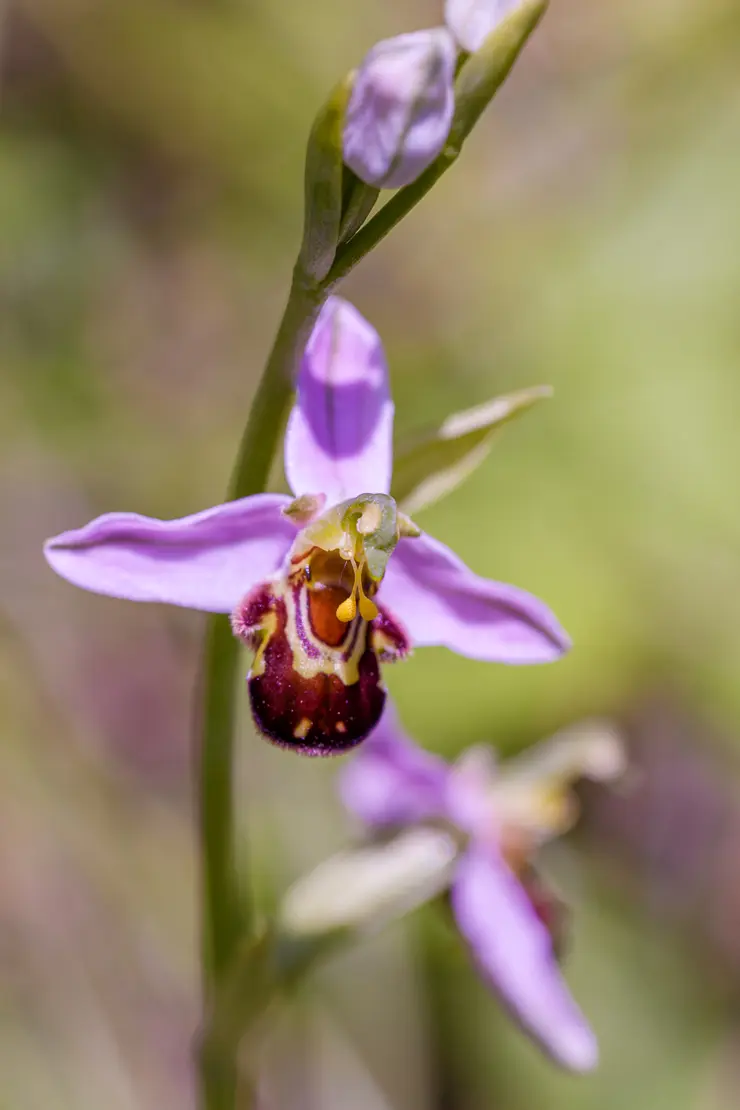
left=45, top=297, right=568, bottom=754
left=341, top=707, right=625, bottom=1067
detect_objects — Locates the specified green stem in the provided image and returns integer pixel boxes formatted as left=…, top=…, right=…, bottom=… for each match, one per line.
left=197, top=269, right=324, bottom=1110
left=226, top=275, right=325, bottom=503
left=326, top=147, right=458, bottom=286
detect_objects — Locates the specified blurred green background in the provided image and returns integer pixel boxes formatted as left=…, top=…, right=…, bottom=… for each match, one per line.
left=3, top=0, right=740, bottom=1106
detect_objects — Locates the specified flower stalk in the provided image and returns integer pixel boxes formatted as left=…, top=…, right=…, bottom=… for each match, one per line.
left=197, top=271, right=324, bottom=1109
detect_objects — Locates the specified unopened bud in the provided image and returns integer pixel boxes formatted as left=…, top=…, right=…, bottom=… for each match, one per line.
left=446, top=0, right=522, bottom=53
left=343, top=29, right=456, bottom=190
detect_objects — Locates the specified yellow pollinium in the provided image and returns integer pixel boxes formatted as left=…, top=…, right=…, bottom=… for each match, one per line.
left=359, top=593, right=379, bottom=621
left=335, top=559, right=379, bottom=623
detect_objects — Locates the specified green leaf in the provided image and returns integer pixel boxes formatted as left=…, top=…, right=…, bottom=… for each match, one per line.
left=391, top=385, right=552, bottom=515
left=338, top=166, right=380, bottom=244
left=298, top=78, right=351, bottom=282
left=449, top=0, right=549, bottom=152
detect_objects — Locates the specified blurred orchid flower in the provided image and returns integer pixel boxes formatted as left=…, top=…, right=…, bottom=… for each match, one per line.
left=340, top=708, right=626, bottom=1068
left=45, top=297, right=568, bottom=754
left=343, top=29, right=456, bottom=189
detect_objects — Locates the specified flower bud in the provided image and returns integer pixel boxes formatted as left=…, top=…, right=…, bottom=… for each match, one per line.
left=446, top=0, right=522, bottom=53
left=343, top=28, right=456, bottom=190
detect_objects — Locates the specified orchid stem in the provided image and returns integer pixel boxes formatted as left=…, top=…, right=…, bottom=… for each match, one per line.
left=327, top=151, right=456, bottom=285
left=197, top=268, right=324, bottom=1110
left=227, top=275, right=325, bottom=503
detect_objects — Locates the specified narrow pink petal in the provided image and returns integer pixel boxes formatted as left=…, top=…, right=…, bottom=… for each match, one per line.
left=44, top=494, right=295, bottom=613
left=380, top=532, right=570, bottom=664
left=339, top=702, right=449, bottom=827
left=284, top=297, right=394, bottom=505
left=452, top=846, right=598, bottom=1071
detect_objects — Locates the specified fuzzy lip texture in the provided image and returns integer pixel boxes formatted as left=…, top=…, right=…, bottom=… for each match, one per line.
left=339, top=705, right=599, bottom=1072
left=44, top=295, right=570, bottom=751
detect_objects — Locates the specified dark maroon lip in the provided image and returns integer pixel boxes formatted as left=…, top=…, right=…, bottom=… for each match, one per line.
left=248, top=633, right=386, bottom=755
left=232, top=577, right=411, bottom=755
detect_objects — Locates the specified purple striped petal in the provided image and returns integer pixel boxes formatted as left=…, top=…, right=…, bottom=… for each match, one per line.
left=44, top=494, right=295, bottom=613
left=379, top=532, right=570, bottom=663
left=284, top=297, right=394, bottom=506
left=340, top=702, right=449, bottom=827
left=452, top=845, right=597, bottom=1070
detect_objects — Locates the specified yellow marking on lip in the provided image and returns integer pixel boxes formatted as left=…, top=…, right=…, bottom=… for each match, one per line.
left=293, top=718, right=312, bottom=741
left=335, top=721, right=346, bottom=734
left=248, top=610, right=278, bottom=679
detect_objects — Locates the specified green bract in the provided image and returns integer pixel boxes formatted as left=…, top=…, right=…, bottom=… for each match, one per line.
left=392, top=385, right=552, bottom=514
left=337, top=167, right=380, bottom=244
left=449, top=0, right=549, bottom=149
left=299, top=78, right=351, bottom=282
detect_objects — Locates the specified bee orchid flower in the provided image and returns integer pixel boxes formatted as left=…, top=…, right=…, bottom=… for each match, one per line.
left=44, top=296, right=569, bottom=754
left=340, top=707, right=626, bottom=1068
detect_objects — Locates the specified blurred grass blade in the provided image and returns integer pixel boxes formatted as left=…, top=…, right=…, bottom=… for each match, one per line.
left=392, top=385, right=552, bottom=515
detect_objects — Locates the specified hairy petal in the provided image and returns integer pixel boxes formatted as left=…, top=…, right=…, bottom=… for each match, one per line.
left=452, top=845, right=597, bottom=1070
left=44, top=494, right=295, bottom=612
left=284, top=297, right=394, bottom=505
left=380, top=532, right=570, bottom=664
left=340, top=702, right=449, bottom=827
